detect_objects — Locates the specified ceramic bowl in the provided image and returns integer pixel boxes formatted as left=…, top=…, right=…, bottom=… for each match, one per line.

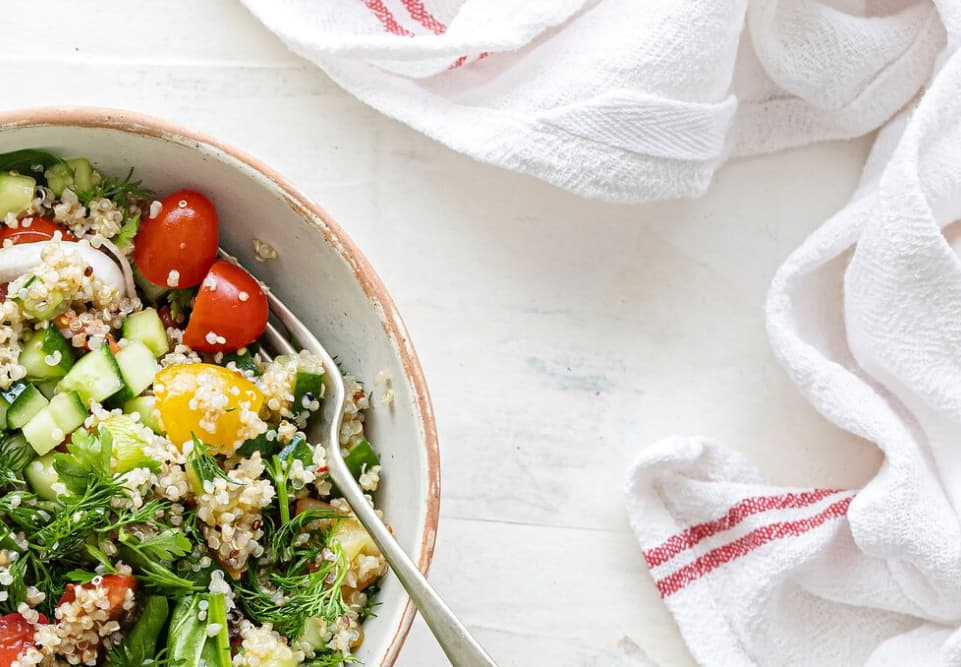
left=0, top=107, right=439, bottom=666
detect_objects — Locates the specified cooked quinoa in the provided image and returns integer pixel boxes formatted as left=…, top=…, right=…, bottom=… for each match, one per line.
left=0, top=151, right=388, bottom=666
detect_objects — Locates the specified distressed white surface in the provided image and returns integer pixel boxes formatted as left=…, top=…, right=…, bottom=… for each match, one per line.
left=0, top=3, right=881, bottom=665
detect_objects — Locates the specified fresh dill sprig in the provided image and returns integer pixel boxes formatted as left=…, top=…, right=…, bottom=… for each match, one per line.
left=269, top=509, right=341, bottom=564
left=239, top=543, right=350, bottom=639
left=189, top=435, right=234, bottom=487
left=360, top=582, right=382, bottom=620
left=31, top=476, right=126, bottom=561
left=81, top=167, right=152, bottom=208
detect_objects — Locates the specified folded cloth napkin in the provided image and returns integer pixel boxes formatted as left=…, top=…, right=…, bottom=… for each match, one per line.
left=627, top=3, right=961, bottom=664
left=239, top=0, right=944, bottom=203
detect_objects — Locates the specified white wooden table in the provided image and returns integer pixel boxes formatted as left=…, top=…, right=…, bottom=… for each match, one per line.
left=0, top=3, right=883, bottom=664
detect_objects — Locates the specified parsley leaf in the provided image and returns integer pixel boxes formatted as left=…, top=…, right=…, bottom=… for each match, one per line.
left=113, top=212, right=140, bottom=248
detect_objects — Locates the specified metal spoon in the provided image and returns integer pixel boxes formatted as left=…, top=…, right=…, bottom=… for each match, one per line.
left=224, top=250, right=497, bottom=666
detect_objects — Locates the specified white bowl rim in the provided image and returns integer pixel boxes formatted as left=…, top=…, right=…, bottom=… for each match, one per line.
left=0, top=106, right=441, bottom=667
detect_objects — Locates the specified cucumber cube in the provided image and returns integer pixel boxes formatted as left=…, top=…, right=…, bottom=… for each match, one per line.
left=0, top=172, right=36, bottom=217
left=56, top=345, right=125, bottom=405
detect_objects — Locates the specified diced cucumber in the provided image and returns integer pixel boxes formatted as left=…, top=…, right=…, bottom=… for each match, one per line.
left=0, top=172, right=36, bottom=217
left=1, top=381, right=28, bottom=405
left=23, top=392, right=86, bottom=455
left=123, top=396, right=163, bottom=434
left=36, top=380, right=58, bottom=399
left=122, top=308, right=169, bottom=357
left=0, top=393, right=9, bottom=430
left=0, top=433, right=34, bottom=471
left=7, top=384, right=49, bottom=429
left=24, top=452, right=62, bottom=501
left=133, top=265, right=170, bottom=304
left=68, top=158, right=96, bottom=193
left=44, top=158, right=97, bottom=197
left=18, top=328, right=74, bottom=380
left=22, top=407, right=62, bottom=455
left=109, top=341, right=159, bottom=405
left=49, top=391, right=87, bottom=432
left=56, top=345, right=124, bottom=405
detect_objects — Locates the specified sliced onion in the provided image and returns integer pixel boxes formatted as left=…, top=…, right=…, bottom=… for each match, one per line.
left=93, top=236, right=137, bottom=300
left=0, top=242, right=127, bottom=296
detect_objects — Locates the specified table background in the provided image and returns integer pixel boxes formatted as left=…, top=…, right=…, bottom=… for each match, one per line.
left=1, top=3, right=884, bottom=665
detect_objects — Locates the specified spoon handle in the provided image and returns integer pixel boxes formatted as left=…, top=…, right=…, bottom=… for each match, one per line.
left=327, top=450, right=498, bottom=666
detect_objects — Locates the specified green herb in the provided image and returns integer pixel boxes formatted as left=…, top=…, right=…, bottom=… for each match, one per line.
left=189, top=435, right=235, bottom=486
left=53, top=426, right=113, bottom=494
left=0, top=434, right=33, bottom=484
left=167, top=289, right=195, bottom=320
left=65, top=568, right=102, bottom=584
left=117, top=529, right=201, bottom=596
left=0, top=149, right=65, bottom=175
left=267, top=436, right=315, bottom=525
left=360, top=582, right=382, bottom=620
left=136, top=560, right=203, bottom=597
left=82, top=167, right=151, bottom=208
left=239, top=543, right=350, bottom=639
left=120, top=528, right=192, bottom=562
left=114, top=212, right=140, bottom=248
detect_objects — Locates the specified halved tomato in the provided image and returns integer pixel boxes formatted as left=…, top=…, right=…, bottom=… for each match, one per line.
left=182, top=260, right=268, bottom=353
left=59, top=574, right=137, bottom=620
left=133, top=190, right=218, bottom=288
left=0, top=612, right=47, bottom=666
left=0, top=218, right=75, bottom=245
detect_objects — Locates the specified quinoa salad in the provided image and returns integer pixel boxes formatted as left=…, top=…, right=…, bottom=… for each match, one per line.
left=0, top=150, right=387, bottom=666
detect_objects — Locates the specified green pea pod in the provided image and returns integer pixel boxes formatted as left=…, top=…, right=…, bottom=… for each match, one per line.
left=122, top=595, right=169, bottom=664
left=200, top=593, right=231, bottom=667
left=167, top=595, right=209, bottom=666
left=167, top=593, right=231, bottom=667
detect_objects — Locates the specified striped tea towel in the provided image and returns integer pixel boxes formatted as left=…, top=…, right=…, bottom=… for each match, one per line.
left=627, top=8, right=961, bottom=664
left=239, top=0, right=944, bottom=203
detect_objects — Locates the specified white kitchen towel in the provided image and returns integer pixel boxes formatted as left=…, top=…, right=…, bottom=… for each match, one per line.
left=240, top=0, right=946, bottom=203
left=627, top=2, right=961, bottom=664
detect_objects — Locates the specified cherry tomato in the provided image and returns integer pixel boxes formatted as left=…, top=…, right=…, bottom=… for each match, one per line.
left=58, top=574, right=137, bottom=620
left=0, top=218, right=75, bottom=245
left=133, top=190, right=218, bottom=288
left=182, top=260, right=268, bottom=353
left=154, top=363, right=265, bottom=454
left=0, top=612, right=47, bottom=666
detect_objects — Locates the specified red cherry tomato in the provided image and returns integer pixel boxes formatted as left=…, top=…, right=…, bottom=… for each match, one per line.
left=0, top=612, right=47, bottom=666
left=0, top=218, right=75, bottom=245
left=182, top=260, right=268, bottom=352
left=58, top=574, right=137, bottom=620
left=133, top=190, right=218, bottom=288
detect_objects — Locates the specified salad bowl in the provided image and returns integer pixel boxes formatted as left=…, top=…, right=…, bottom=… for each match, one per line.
left=0, top=106, right=440, bottom=666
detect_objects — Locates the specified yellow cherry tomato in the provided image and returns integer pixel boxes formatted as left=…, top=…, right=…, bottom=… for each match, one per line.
left=153, top=363, right=264, bottom=454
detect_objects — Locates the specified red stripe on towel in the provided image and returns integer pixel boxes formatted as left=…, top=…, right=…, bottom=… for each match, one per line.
left=655, top=495, right=852, bottom=598
left=643, top=488, right=844, bottom=568
left=364, top=0, right=415, bottom=36
left=401, top=0, right=447, bottom=34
